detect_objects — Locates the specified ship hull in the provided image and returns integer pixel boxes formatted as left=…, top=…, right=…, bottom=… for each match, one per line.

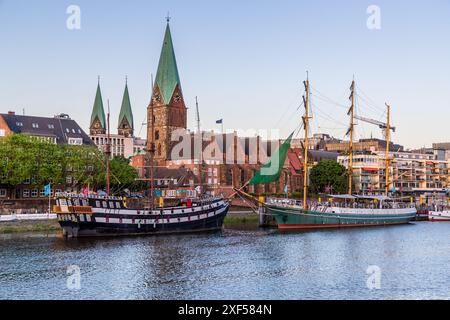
left=267, top=205, right=417, bottom=230
left=428, top=211, right=450, bottom=222
left=57, top=198, right=229, bottom=238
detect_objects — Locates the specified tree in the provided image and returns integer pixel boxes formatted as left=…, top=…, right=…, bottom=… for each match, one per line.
left=97, top=156, right=140, bottom=193
left=309, top=160, right=348, bottom=195
left=0, top=135, right=143, bottom=195
left=0, top=134, right=102, bottom=189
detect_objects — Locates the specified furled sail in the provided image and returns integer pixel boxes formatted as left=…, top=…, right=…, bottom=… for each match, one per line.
left=249, top=132, right=294, bottom=185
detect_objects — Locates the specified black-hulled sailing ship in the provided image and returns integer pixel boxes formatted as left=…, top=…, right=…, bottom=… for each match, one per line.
left=54, top=20, right=229, bottom=237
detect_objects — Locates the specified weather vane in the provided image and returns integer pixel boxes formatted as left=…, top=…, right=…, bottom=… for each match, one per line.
left=166, top=12, right=171, bottom=23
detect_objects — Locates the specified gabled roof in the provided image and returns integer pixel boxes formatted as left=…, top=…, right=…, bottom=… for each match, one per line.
left=90, top=83, right=106, bottom=129
left=155, top=22, right=182, bottom=105
left=0, top=113, right=94, bottom=146
left=118, top=83, right=134, bottom=129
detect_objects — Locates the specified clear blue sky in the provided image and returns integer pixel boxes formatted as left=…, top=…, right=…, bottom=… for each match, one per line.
left=1, top=0, right=449, bottom=149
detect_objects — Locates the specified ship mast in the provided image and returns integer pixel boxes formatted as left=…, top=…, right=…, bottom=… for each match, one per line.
left=148, top=75, right=156, bottom=209
left=302, top=76, right=310, bottom=210
left=106, top=99, right=111, bottom=195
left=347, top=80, right=355, bottom=195
left=385, top=103, right=391, bottom=196
left=195, top=97, right=203, bottom=197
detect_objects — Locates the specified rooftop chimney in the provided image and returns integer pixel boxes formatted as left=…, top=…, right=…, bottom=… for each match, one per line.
left=8, top=111, right=15, bottom=115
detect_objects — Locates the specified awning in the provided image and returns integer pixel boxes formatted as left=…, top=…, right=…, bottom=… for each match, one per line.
left=362, top=167, right=378, bottom=172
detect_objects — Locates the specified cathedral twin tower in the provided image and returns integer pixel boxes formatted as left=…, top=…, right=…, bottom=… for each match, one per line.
left=89, top=20, right=187, bottom=161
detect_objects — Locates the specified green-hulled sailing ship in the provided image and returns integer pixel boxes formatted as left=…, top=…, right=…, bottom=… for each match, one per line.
left=244, top=77, right=416, bottom=230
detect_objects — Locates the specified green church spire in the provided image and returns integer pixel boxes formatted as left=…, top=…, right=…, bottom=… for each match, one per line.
left=118, top=79, right=134, bottom=131
left=155, top=21, right=182, bottom=105
left=90, top=80, right=106, bottom=130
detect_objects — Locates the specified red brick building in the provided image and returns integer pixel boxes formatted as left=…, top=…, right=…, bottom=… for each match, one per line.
left=142, top=20, right=318, bottom=197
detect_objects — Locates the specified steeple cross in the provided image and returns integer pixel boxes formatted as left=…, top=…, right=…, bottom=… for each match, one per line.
left=166, top=12, right=171, bottom=23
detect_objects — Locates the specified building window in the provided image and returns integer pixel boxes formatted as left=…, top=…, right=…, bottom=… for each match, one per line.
left=0, top=129, right=5, bottom=137
left=0, top=189, right=6, bottom=197
left=68, top=138, right=82, bottom=145
left=32, top=123, right=39, bottom=128
left=31, top=189, right=38, bottom=198
left=48, top=124, right=55, bottom=129
left=23, top=189, right=30, bottom=198
left=16, top=122, right=23, bottom=127
left=66, top=128, right=70, bottom=133
left=155, top=130, right=160, bottom=140
left=40, top=189, right=46, bottom=197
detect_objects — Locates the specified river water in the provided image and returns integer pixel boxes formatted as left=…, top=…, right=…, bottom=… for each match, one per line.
left=1, top=222, right=449, bottom=300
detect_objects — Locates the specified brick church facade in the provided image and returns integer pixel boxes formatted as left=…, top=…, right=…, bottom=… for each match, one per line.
left=146, top=21, right=305, bottom=197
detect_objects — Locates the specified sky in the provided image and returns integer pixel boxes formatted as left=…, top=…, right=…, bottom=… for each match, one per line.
left=0, top=0, right=449, bottom=149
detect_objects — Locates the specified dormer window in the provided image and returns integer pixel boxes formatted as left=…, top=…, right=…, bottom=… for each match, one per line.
left=16, top=122, right=23, bottom=127
left=48, top=124, right=55, bottom=129
left=32, top=123, right=39, bottom=128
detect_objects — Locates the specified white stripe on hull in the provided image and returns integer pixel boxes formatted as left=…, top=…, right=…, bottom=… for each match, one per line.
left=60, top=204, right=229, bottom=226
left=90, top=201, right=225, bottom=216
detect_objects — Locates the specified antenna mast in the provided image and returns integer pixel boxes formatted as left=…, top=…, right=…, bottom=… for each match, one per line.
left=302, top=76, right=310, bottom=210
left=348, top=80, right=355, bottom=195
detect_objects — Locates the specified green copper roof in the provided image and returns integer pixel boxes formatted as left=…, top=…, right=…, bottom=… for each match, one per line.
left=90, top=83, right=106, bottom=129
left=155, top=23, right=182, bottom=105
left=118, top=83, right=134, bottom=129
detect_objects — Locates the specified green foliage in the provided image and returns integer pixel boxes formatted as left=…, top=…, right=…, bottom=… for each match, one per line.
left=0, top=134, right=141, bottom=193
left=309, top=160, right=348, bottom=195
left=97, top=156, right=140, bottom=192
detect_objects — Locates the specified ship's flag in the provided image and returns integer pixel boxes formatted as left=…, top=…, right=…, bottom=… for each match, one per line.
left=249, top=132, right=294, bottom=185
left=44, top=183, right=51, bottom=196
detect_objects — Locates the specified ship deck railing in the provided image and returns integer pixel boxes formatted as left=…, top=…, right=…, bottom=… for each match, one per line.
left=267, top=198, right=415, bottom=210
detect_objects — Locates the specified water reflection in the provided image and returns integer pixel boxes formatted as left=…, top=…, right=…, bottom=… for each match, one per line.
left=1, top=223, right=450, bottom=300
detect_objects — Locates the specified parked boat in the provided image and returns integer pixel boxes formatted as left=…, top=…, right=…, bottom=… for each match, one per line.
left=54, top=83, right=229, bottom=238
left=54, top=194, right=229, bottom=237
left=428, top=207, right=450, bottom=221
left=239, top=76, right=416, bottom=230
left=267, top=195, right=416, bottom=230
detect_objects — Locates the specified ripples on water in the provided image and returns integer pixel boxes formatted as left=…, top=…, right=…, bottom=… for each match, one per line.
left=1, top=223, right=450, bottom=300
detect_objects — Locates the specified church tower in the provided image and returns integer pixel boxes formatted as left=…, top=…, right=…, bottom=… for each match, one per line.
left=148, top=19, right=187, bottom=164
left=118, top=79, right=134, bottom=137
left=90, top=79, right=106, bottom=135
